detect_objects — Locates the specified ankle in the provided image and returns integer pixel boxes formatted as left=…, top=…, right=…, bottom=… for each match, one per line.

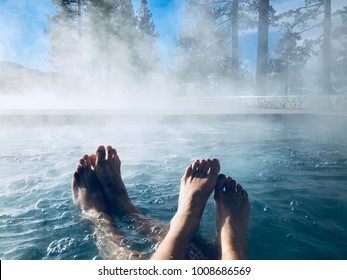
left=169, top=213, right=198, bottom=241
left=220, top=242, right=246, bottom=260
left=221, top=250, right=245, bottom=260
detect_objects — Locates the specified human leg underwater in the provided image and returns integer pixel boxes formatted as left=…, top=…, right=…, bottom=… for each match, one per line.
left=72, top=145, right=250, bottom=260
left=72, top=146, right=213, bottom=259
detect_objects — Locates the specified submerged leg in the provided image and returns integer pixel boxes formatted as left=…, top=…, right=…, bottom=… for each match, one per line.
left=214, top=175, right=250, bottom=260
left=151, top=158, right=220, bottom=260
left=90, top=145, right=217, bottom=259
left=93, top=145, right=168, bottom=242
left=72, top=155, right=146, bottom=259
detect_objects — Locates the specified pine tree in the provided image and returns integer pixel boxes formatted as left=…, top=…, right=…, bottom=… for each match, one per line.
left=256, top=0, right=270, bottom=94
left=279, top=0, right=335, bottom=94
left=137, top=0, right=158, bottom=39
left=174, top=0, right=231, bottom=89
left=269, top=30, right=312, bottom=95
left=214, top=0, right=240, bottom=76
left=47, top=0, right=86, bottom=73
left=322, top=0, right=332, bottom=94
left=134, top=0, right=160, bottom=72
left=332, top=6, right=347, bottom=93
left=212, top=0, right=261, bottom=93
left=48, top=0, right=143, bottom=77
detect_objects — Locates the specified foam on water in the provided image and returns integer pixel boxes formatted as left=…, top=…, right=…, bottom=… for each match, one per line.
left=0, top=114, right=346, bottom=259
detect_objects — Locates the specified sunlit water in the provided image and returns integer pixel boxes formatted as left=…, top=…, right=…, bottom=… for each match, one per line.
left=0, top=113, right=346, bottom=260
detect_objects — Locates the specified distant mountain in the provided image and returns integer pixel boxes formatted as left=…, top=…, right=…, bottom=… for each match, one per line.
left=0, top=61, right=45, bottom=78
left=0, top=61, right=48, bottom=94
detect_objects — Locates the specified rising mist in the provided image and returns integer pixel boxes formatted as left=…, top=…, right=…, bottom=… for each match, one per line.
left=0, top=0, right=346, bottom=113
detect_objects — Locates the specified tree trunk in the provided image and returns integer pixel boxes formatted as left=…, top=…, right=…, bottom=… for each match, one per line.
left=322, top=0, right=332, bottom=94
left=77, top=0, right=82, bottom=36
left=231, top=0, right=239, bottom=72
left=256, top=0, right=269, bottom=95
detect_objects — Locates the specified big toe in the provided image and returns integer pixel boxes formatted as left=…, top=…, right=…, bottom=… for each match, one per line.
left=214, top=174, right=226, bottom=199
left=96, top=146, right=106, bottom=163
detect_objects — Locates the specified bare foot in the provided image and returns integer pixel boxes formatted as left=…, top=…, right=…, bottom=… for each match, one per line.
left=171, top=159, right=221, bottom=237
left=214, top=175, right=250, bottom=260
left=93, top=145, right=142, bottom=217
left=151, top=159, right=220, bottom=259
left=72, top=155, right=110, bottom=215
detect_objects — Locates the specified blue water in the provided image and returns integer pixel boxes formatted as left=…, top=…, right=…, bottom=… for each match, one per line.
left=0, top=114, right=346, bottom=260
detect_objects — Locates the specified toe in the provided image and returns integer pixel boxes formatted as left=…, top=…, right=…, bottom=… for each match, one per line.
left=209, top=158, right=220, bottom=176
left=242, top=189, right=249, bottom=203
left=72, top=171, right=81, bottom=201
left=224, top=177, right=234, bottom=192
left=106, top=145, right=113, bottom=160
left=202, top=159, right=211, bottom=174
left=110, top=148, right=116, bottom=159
left=236, top=183, right=243, bottom=193
left=76, top=164, right=83, bottom=173
left=214, top=174, right=226, bottom=198
left=230, top=179, right=237, bottom=191
left=83, top=154, right=91, bottom=167
left=73, top=170, right=82, bottom=184
left=198, top=159, right=207, bottom=175
left=79, top=159, right=87, bottom=168
left=96, top=146, right=106, bottom=162
left=191, top=160, right=200, bottom=173
left=242, top=189, right=248, bottom=198
left=184, top=164, right=193, bottom=178
left=112, top=148, right=121, bottom=166
left=90, top=154, right=96, bottom=167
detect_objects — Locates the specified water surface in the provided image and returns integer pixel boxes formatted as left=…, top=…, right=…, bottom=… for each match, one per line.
left=0, top=113, right=346, bottom=259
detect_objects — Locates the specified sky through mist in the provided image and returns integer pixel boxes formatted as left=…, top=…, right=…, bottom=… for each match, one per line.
left=1, top=0, right=344, bottom=72
left=0, top=0, right=346, bottom=113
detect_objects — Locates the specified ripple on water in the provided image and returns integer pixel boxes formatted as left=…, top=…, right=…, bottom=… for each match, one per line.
left=35, top=199, right=52, bottom=209
left=47, top=237, right=77, bottom=256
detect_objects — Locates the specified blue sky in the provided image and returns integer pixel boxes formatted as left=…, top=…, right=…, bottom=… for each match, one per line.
left=0, top=0, right=55, bottom=70
left=0, top=0, right=345, bottom=72
left=0, top=0, right=185, bottom=71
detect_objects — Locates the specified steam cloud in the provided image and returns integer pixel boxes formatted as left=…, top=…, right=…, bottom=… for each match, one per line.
left=0, top=0, right=346, bottom=113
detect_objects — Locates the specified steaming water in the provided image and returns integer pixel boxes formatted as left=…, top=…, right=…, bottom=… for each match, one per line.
left=0, top=113, right=346, bottom=260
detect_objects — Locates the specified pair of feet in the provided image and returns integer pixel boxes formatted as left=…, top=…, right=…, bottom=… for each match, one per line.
left=72, top=145, right=141, bottom=218
left=72, top=145, right=250, bottom=260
